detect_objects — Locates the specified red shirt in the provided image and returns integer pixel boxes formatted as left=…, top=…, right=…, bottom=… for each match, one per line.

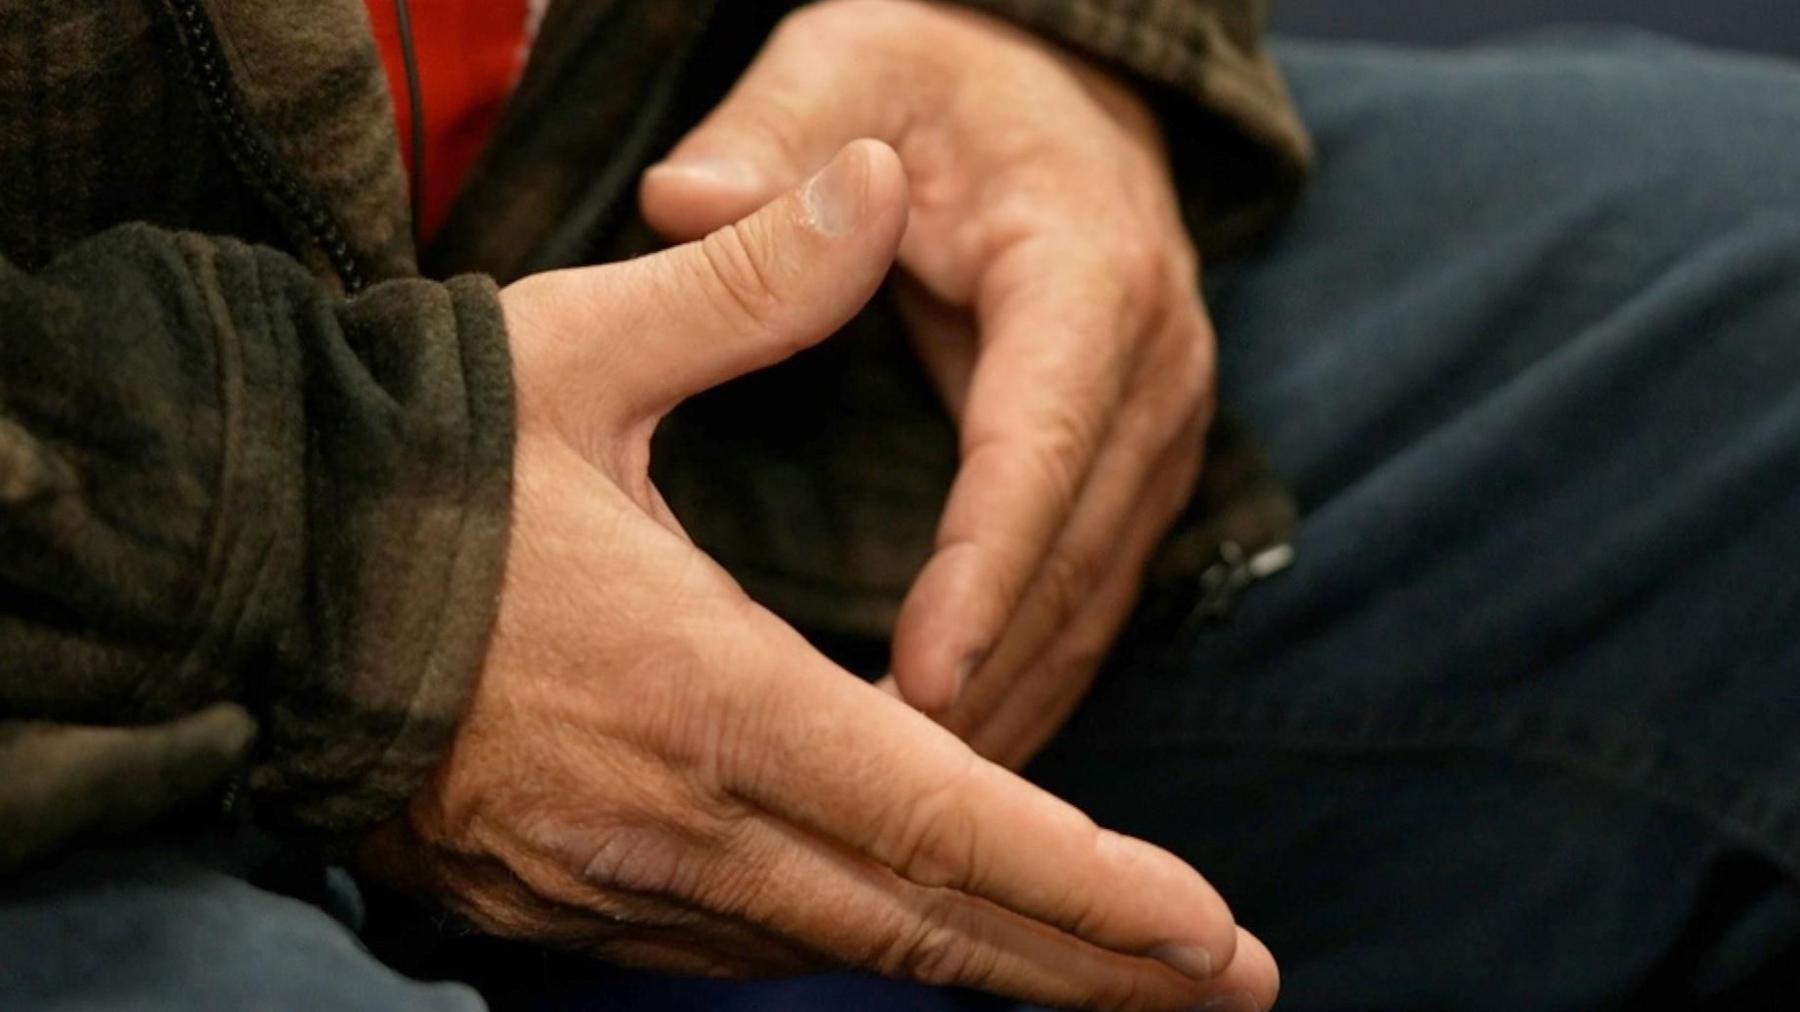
left=364, top=0, right=544, bottom=241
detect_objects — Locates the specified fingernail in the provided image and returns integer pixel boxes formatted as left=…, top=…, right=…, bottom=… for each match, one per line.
left=1150, top=942, right=1215, bottom=981
left=801, top=146, right=866, bottom=237
left=1191, top=991, right=1259, bottom=1012
left=949, top=650, right=984, bottom=705
left=644, top=156, right=763, bottom=191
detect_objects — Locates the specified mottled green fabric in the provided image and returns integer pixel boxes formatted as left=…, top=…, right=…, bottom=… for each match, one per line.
left=952, top=0, right=1313, bottom=253
left=0, top=1, right=513, bottom=871
left=0, top=0, right=1306, bottom=875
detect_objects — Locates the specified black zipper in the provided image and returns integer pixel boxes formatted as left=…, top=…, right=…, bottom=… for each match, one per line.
left=162, top=0, right=368, bottom=295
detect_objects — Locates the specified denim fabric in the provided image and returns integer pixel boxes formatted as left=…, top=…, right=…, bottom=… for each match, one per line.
left=4, top=32, right=1797, bottom=1011
left=1271, top=1, right=1800, bottom=59
left=1025, top=31, right=1800, bottom=1011
left=0, top=824, right=482, bottom=1011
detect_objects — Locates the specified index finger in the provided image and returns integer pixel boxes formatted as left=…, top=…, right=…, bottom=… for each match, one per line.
left=890, top=246, right=1131, bottom=711
left=727, top=614, right=1241, bottom=985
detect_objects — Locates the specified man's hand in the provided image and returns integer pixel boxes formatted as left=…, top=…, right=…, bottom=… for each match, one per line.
left=363, top=142, right=1275, bottom=1010
left=641, top=0, right=1216, bottom=768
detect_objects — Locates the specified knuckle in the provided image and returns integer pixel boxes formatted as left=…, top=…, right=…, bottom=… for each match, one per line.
left=883, top=902, right=993, bottom=988
left=1022, top=441, right=1087, bottom=513
left=968, top=406, right=1099, bottom=505
left=696, top=221, right=787, bottom=338
left=1038, top=547, right=1102, bottom=620
left=1109, top=231, right=1171, bottom=311
left=578, top=826, right=707, bottom=899
left=878, top=753, right=981, bottom=890
left=1053, top=822, right=1116, bottom=937
left=685, top=815, right=772, bottom=916
left=562, top=820, right=760, bottom=934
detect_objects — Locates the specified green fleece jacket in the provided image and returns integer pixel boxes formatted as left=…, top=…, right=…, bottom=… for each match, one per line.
left=0, top=0, right=1310, bottom=874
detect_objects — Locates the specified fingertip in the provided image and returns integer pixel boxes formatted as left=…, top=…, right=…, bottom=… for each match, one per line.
left=640, top=157, right=771, bottom=242
left=806, top=139, right=908, bottom=251
left=888, top=651, right=961, bottom=715
left=891, top=547, right=997, bottom=714
left=848, top=137, right=908, bottom=227
left=1207, top=928, right=1279, bottom=1012
left=1097, top=830, right=1241, bottom=986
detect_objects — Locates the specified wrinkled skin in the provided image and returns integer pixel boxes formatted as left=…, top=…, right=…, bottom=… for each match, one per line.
left=362, top=143, right=1277, bottom=1011
left=642, top=0, right=1218, bottom=770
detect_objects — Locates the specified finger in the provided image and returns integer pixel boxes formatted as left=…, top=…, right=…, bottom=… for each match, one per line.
left=726, top=619, right=1241, bottom=985
left=968, top=572, right=1134, bottom=772
left=969, top=358, right=1204, bottom=713
left=968, top=445, right=1191, bottom=770
left=956, top=382, right=1208, bottom=765
left=718, top=813, right=1256, bottom=1009
left=639, top=19, right=885, bottom=241
left=608, top=139, right=907, bottom=419
left=1211, top=929, right=1281, bottom=1012
left=891, top=248, right=1130, bottom=712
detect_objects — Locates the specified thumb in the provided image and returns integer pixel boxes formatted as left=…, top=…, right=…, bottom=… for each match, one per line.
left=609, top=139, right=907, bottom=420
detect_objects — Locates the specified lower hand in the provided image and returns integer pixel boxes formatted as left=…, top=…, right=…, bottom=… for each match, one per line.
left=363, top=142, right=1275, bottom=1011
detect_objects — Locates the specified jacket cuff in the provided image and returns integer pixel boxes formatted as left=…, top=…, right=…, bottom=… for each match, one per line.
left=949, top=0, right=1314, bottom=253
left=247, top=273, right=514, bottom=837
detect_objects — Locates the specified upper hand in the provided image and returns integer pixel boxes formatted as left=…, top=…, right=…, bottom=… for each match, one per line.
left=362, top=142, right=1275, bottom=1010
left=640, top=0, right=1217, bottom=767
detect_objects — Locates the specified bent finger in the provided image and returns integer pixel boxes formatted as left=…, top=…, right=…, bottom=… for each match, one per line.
left=890, top=251, right=1129, bottom=711
left=957, top=395, right=1208, bottom=763
left=967, top=443, right=1194, bottom=770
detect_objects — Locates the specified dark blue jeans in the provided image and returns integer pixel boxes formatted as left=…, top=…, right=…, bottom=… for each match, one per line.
left=5, top=32, right=1798, bottom=1012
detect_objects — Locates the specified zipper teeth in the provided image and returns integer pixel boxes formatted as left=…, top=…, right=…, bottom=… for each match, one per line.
left=167, top=0, right=367, bottom=295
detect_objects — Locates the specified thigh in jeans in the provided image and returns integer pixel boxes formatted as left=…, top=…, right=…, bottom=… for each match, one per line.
left=1028, top=33, right=1800, bottom=1012
left=0, top=825, right=484, bottom=1012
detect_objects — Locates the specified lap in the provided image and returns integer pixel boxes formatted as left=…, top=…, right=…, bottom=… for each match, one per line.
left=0, top=828, right=482, bottom=1011
left=1028, top=32, right=1800, bottom=1010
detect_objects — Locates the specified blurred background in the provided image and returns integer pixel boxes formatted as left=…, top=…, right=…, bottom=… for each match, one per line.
left=1271, top=0, right=1798, bottom=57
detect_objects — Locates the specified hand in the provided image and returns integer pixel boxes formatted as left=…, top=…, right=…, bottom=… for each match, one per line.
left=363, top=142, right=1276, bottom=1010
left=641, top=0, right=1215, bottom=768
